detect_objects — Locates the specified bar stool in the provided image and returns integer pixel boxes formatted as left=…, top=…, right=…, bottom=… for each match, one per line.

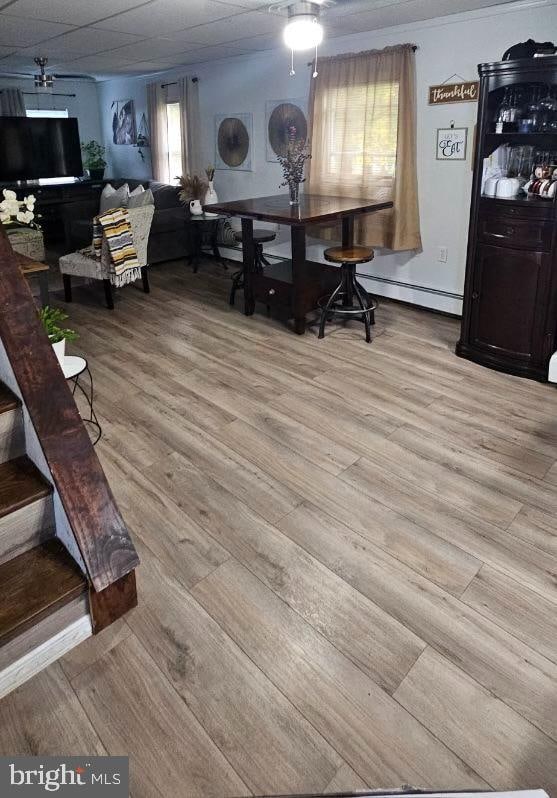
left=318, top=245, right=377, bottom=343
left=230, top=229, right=276, bottom=306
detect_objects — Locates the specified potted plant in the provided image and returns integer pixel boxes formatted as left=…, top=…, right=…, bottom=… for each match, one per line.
left=38, top=306, right=78, bottom=366
left=81, top=140, right=107, bottom=181
left=278, top=126, right=311, bottom=206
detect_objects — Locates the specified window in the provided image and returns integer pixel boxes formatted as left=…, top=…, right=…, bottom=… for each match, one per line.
left=325, top=82, right=399, bottom=184
left=166, top=102, right=182, bottom=185
left=26, top=108, right=69, bottom=118
left=308, top=45, right=421, bottom=250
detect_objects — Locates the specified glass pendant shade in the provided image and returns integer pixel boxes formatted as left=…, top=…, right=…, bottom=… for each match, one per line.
left=283, top=15, right=323, bottom=51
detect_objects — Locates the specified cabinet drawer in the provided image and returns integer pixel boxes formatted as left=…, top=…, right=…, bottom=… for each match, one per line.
left=252, top=274, right=292, bottom=307
left=479, top=216, right=553, bottom=251
left=480, top=198, right=554, bottom=221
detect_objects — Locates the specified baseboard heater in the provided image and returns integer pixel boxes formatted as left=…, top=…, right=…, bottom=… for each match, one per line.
left=222, top=247, right=463, bottom=302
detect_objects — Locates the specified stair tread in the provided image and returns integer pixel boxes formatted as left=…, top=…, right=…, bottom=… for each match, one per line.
left=0, top=539, right=87, bottom=647
left=0, top=384, right=20, bottom=415
left=0, top=456, right=52, bottom=520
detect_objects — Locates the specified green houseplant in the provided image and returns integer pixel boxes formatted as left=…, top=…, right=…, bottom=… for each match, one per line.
left=38, top=306, right=78, bottom=366
left=81, top=140, right=107, bottom=181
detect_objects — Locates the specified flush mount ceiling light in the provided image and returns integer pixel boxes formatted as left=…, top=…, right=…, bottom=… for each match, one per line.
left=270, top=0, right=329, bottom=78
left=34, top=57, right=54, bottom=90
left=283, top=2, right=323, bottom=51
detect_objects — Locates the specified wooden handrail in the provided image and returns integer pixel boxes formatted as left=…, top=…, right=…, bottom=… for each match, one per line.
left=0, top=224, right=139, bottom=593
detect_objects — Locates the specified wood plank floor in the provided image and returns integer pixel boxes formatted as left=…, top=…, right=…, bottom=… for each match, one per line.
left=2, top=260, right=557, bottom=797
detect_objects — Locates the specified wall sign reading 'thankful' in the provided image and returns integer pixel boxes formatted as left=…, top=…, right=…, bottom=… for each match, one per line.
left=429, top=81, right=479, bottom=105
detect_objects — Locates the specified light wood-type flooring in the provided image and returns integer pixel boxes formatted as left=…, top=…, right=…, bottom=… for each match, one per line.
left=1, top=260, right=557, bottom=797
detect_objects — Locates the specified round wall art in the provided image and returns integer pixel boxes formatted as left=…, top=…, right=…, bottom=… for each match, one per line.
left=215, top=114, right=252, bottom=170
left=268, top=102, right=307, bottom=160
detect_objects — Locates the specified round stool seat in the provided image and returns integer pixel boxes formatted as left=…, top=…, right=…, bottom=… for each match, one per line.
left=234, top=229, right=277, bottom=244
left=324, top=245, right=374, bottom=265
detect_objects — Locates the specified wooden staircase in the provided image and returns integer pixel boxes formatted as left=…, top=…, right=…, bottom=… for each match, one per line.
left=0, top=384, right=91, bottom=697
left=0, top=222, right=139, bottom=699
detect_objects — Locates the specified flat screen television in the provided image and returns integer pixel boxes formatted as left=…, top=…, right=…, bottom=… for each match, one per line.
left=0, top=116, right=83, bottom=182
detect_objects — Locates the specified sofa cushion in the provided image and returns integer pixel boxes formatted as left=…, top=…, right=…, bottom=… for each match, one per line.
left=100, top=183, right=129, bottom=213
left=149, top=181, right=182, bottom=210
left=128, top=188, right=154, bottom=209
left=150, top=206, right=186, bottom=234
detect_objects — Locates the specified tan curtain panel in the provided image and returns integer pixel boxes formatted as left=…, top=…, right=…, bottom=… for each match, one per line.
left=147, top=81, right=170, bottom=183
left=178, top=77, right=202, bottom=177
left=307, top=44, right=421, bottom=251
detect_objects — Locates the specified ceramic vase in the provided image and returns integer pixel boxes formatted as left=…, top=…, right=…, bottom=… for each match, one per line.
left=205, top=181, right=218, bottom=205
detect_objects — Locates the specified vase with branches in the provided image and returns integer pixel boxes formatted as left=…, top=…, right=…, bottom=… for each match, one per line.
left=178, top=174, right=209, bottom=203
left=278, top=126, right=311, bottom=206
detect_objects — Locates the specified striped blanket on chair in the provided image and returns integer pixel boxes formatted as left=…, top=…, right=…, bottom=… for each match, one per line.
left=92, top=207, right=141, bottom=288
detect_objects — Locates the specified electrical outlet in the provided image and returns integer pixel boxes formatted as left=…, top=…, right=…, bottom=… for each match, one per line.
left=438, top=246, right=448, bottom=263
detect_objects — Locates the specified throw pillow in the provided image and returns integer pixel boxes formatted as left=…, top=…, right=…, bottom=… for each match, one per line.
left=99, top=183, right=129, bottom=214
left=129, top=185, right=145, bottom=198
left=128, top=188, right=154, bottom=209
left=217, top=219, right=237, bottom=247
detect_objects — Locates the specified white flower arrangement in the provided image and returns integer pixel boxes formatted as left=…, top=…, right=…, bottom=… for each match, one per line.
left=0, top=189, right=41, bottom=230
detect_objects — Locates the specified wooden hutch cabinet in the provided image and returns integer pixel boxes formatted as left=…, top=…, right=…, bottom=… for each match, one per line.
left=456, top=56, right=557, bottom=381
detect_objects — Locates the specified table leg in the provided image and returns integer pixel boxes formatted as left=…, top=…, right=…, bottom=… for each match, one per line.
left=341, top=216, right=355, bottom=307
left=342, top=216, right=354, bottom=247
left=291, top=224, right=306, bottom=335
left=242, top=218, right=255, bottom=316
left=38, top=271, right=49, bottom=308
left=211, top=223, right=227, bottom=270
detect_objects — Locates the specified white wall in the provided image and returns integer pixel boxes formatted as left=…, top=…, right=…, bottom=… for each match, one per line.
left=0, top=75, right=102, bottom=146
left=97, top=74, right=152, bottom=182
left=97, top=0, right=557, bottom=313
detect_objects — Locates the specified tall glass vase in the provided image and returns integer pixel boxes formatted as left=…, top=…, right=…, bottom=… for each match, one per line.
left=288, top=182, right=300, bottom=206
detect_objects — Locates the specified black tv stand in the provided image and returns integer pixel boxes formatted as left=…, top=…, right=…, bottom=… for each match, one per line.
left=1, top=179, right=104, bottom=247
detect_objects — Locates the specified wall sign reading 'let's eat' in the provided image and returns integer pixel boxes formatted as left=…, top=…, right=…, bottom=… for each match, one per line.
left=429, top=81, right=479, bottom=104
left=436, top=127, right=468, bottom=160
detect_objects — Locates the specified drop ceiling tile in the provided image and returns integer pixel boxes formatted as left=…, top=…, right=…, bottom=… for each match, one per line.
left=168, top=42, right=251, bottom=64
left=162, top=9, right=282, bottom=45
left=94, top=0, right=242, bottom=36
left=0, top=13, right=74, bottom=47
left=213, top=0, right=269, bottom=7
left=24, top=27, right=146, bottom=57
left=327, top=0, right=521, bottom=31
left=2, top=0, right=152, bottom=26
left=62, top=52, right=142, bottom=70
left=107, top=36, right=206, bottom=61
left=230, top=33, right=279, bottom=51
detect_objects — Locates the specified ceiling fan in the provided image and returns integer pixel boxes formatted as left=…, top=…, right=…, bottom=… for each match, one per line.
left=3, top=56, right=94, bottom=85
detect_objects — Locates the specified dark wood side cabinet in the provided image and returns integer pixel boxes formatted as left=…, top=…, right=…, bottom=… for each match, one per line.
left=1, top=179, right=103, bottom=247
left=456, top=56, right=557, bottom=381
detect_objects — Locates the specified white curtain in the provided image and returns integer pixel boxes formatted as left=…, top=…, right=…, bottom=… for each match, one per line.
left=0, top=88, right=26, bottom=116
left=178, top=77, right=202, bottom=177
left=147, top=81, right=170, bottom=183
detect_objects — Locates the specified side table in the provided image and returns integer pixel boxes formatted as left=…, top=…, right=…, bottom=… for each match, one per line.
left=63, top=355, right=101, bottom=445
left=188, top=214, right=228, bottom=273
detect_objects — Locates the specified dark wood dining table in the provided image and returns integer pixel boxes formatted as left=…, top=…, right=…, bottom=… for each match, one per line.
left=204, top=193, right=393, bottom=334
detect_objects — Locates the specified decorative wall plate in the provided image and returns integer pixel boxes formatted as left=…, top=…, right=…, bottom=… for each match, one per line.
left=215, top=113, right=253, bottom=171
left=266, top=99, right=307, bottom=162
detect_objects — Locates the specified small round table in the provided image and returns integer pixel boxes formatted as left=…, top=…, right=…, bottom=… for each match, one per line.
left=188, top=213, right=228, bottom=273
left=63, top=355, right=102, bottom=445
